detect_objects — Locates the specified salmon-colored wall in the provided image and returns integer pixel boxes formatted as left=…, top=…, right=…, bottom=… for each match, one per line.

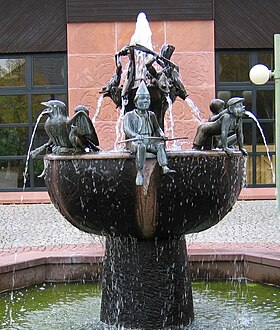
left=67, top=20, right=215, bottom=150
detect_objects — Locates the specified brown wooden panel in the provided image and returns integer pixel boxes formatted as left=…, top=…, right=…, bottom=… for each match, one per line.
left=67, top=0, right=214, bottom=22
left=215, top=0, right=280, bottom=49
left=0, top=0, right=66, bottom=53
left=2, top=0, right=279, bottom=53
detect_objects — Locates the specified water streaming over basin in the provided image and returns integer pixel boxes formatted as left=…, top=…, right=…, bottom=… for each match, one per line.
left=245, top=110, right=275, bottom=183
left=114, top=103, right=126, bottom=150
left=92, top=95, right=104, bottom=125
left=185, top=98, right=203, bottom=124
left=1, top=281, right=279, bottom=330
left=164, top=95, right=177, bottom=150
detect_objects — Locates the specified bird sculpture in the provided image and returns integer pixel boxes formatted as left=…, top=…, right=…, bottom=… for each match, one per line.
left=42, top=100, right=73, bottom=154
left=71, top=105, right=99, bottom=152
left=31, top=100, right=99, bottom=158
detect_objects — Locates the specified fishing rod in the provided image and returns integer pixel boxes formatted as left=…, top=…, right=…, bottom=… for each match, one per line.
left=117, top=136, right=188, bottom=144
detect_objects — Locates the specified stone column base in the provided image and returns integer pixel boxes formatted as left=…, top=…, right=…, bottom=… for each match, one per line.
left=100, top=236, right=194, bottom=329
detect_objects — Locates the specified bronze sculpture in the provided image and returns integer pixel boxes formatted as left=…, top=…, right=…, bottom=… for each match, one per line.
left=31, top=101, right=99, bottom=157
left=100, top=42, right=188, bottom=128
left=123, top=81, right=175, bottom=185
left=70, top=105, right=99, bottom=152
left=192, top=97, right=248, bottom=156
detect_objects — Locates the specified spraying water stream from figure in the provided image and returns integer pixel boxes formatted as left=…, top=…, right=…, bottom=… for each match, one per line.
left=245, top=110, right=275, bottom=183
left=21, top=110, right=49, bottom=202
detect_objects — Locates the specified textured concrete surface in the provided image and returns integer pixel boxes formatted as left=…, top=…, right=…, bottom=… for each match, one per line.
left=187, top=200, right=280, bottom=244
left=0, top=200, right=279, bottom=249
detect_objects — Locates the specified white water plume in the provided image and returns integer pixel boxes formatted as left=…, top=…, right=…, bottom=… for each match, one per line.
left=130, top=12, right=153, bottom=51
left=130, top=12, right=154, bottom=87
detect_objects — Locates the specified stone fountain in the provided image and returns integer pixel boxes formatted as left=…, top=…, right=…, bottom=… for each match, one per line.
left=32, top=12, right=246, bottom=329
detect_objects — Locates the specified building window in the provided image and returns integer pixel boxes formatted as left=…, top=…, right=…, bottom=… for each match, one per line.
left=0, top=54, right=67, bottom=191
left=216, top=50, right=275, bottom=187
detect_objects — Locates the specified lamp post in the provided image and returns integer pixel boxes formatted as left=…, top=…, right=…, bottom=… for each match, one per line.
left=249, top=34, right=280, bottom=213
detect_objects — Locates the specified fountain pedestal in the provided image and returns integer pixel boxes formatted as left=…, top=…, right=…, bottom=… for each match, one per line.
left=101, top=236, right=193, bottom=329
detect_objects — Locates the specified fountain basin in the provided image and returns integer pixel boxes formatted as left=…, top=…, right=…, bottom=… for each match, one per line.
left=1, top=281, right=279, bottom=330
left=2, top=242, right=279, bottom=329
left=44, top=150, right=246, bottom=240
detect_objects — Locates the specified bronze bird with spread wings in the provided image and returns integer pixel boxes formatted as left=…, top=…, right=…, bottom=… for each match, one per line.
left=69, top=105, right=99, bottom=152
left=31, top=100, right=99, bottom=158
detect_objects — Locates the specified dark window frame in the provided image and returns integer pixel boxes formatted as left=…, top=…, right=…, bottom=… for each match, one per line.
left=0, top=53, right=68, bottom=192
left=216, top=49, right=275, bottom=187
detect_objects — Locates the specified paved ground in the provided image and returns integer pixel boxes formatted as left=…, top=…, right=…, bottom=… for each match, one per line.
left=0, top=200, right=279, bottom=249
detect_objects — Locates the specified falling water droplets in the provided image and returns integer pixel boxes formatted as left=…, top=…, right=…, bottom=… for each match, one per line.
left=165, top=95, right=179, bottom=150
left=114, top=104, right=126, bottom=150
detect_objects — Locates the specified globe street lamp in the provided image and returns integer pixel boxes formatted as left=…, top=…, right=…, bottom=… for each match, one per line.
left=249, top=34, right=280, bottom=213
left=249, top=64, right=272, bottom=85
